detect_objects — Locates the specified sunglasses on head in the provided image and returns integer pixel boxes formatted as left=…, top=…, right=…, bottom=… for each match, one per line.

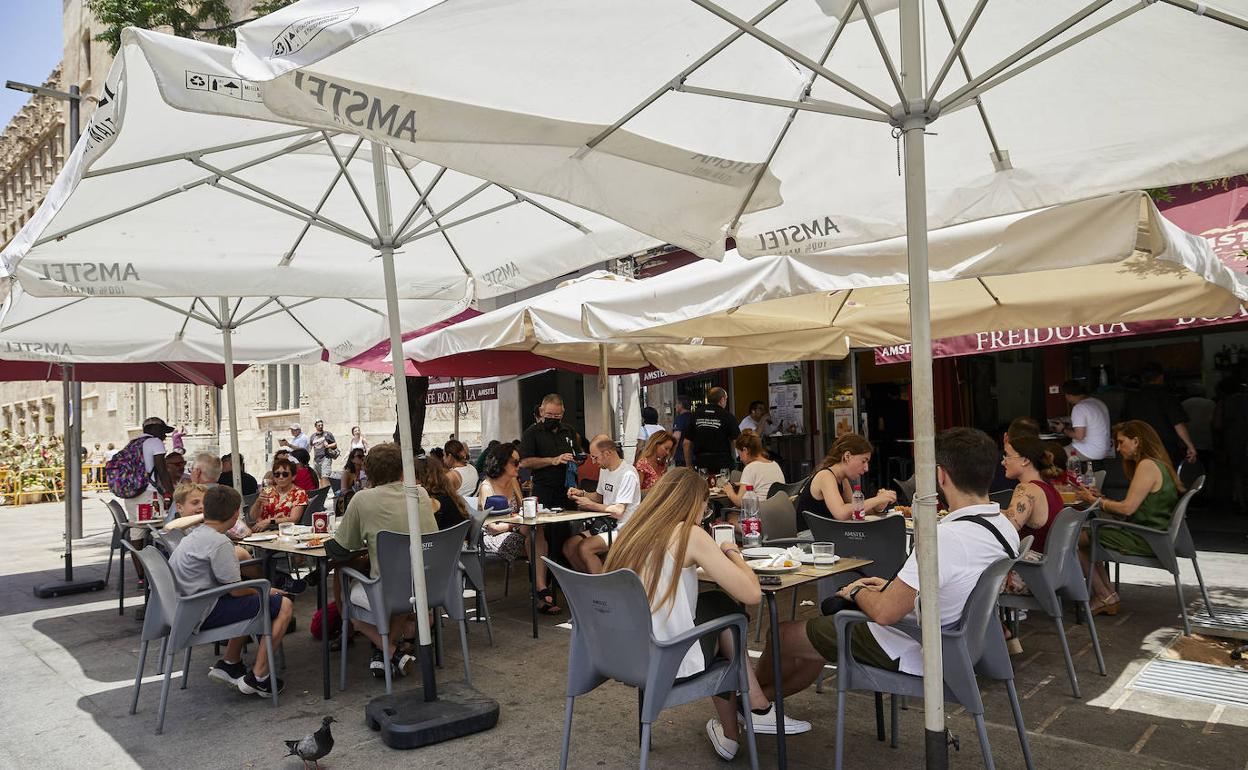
left=272, top=471, right=292, bottom=478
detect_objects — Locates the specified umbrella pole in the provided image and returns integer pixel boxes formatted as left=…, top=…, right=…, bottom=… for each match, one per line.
left=218, top=298, right=243, bottom=498
left=599, top=344, right=610, bottom=438
left=900, top=1, right=947, bottom=767
left=453, top=377, right=461, bottom=439
left=371, top=141, right=437, bottom=700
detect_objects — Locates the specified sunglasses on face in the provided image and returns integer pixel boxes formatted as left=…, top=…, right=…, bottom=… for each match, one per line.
left=272, top=471, right=292, bottom=478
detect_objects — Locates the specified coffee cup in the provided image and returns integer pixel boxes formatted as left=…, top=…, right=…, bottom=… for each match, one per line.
left=522, top=497, right=538, bottom=520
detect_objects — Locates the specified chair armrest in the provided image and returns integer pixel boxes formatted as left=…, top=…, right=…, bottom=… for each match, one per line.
left=339, top=565, right=378, bottom=586
left=238, top=558, right=265, bottom=570
left=179, top=578, right=272, bottom=605
left=652, top=614, right=748, bottom=657
left=763, top=537, right=813, bottom=548
left=1089, top=518, right=1173, bottom=552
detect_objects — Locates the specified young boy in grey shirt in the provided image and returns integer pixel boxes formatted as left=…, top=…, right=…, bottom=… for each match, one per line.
left=168, top=485, right=294, bottom=696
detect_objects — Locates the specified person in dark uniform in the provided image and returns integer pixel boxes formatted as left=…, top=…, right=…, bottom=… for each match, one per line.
left=684, top=387, right=740, bottom=474
left=1123, top=362, right=1198, bottom=469
left=519, top=393, right=579, bottom=510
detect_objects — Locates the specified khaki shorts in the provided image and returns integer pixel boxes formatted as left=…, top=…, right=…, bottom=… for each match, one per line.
left=805, top=615, right=899, bottom=672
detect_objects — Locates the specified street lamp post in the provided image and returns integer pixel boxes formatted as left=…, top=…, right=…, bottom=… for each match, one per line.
left=9, top=79, right=104, bottom=598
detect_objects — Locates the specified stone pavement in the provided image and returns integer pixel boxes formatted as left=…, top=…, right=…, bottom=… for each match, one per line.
left=1, top=496, right=1247, bottom=770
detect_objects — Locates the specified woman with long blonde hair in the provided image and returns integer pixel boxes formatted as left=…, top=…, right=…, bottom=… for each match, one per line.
left=1076, top=420, right=1183, bottom=614
left=634, top=429, right=676, bottom=492
left=604, top=468, right=808, bottom=759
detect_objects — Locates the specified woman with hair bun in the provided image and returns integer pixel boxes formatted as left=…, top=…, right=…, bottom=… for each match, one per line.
left=795, top=433, right=895, bottom=525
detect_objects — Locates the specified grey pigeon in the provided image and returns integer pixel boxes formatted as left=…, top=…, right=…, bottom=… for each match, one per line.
left=284, top=716, right=335, bottom=769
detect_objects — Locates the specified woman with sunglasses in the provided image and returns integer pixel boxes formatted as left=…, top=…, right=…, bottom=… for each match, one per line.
left=250, top=457, right=309, bottom=531
left=478, top=442, right=559, bottom=614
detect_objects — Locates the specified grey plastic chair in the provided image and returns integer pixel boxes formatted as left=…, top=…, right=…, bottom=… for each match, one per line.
left=805, top=513, right=908, bottom=701
left=999, top=507, right=1107, bottom=697
left=759, top=493, right=799, bottom=542
left=544, top=559, right=759, bottom=770
left=300, top=487, right=332, bottom=523
left=766, top=478, right=806, bottom=499
left=106, top=498, right=150, bottom=615
left=1093, top=470, right=1107, bottom=490
left=893, top=475, right=916, bottom=506
left=460, top=507, right=495, bottom=644
left=1089, top=475, right=1212, bottom=635
left=833, top=545, right=1036, bottom=770
left=988, top=489, right=1016, bottom=509
left=129, top=546, right=278, bottom=734
left=339, top=521, right=472, bottom=694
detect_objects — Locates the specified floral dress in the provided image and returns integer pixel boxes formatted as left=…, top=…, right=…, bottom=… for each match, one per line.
left=635, top=456, right=666, bottom=492
left=258, top=487, right=308, bottom=525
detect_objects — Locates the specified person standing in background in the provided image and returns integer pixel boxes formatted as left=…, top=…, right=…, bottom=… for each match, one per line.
left=686, top=387, right=739, bottom=474
left=280, top=423, right=310, bottom=452
left=635, top=406, right=666, bottom=463
left=310, top=420, right=338, bottom=479
left=1123, top=363, right=1198, bottom=468
left=671, top=395, right=693, bottom=468
left=1182, top=385, right=1215, bottom=473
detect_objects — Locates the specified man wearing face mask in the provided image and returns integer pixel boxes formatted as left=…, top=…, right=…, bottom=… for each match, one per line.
left=519, top=393, right=579, bottom=511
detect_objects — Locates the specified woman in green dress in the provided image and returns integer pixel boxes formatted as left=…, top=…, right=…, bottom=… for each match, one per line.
left=1076, top=420, right=1183, bottom=616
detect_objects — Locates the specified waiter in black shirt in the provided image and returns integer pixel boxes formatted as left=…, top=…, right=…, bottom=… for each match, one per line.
left=519, top=393, right=579, bottom=509
left=1124, top=362, right=1199, bottom=468
left=684, top=386, right=740, bottom=473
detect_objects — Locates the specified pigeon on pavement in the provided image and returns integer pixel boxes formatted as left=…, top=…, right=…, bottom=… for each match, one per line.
left=284, top=716, right=335, bottom=770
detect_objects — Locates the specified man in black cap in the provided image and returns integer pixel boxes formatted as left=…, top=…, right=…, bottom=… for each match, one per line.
left=118, top=418, right=177, bottom=583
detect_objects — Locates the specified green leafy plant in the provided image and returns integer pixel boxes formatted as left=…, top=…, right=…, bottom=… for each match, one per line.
left=87, top=0, right=296, bottom=54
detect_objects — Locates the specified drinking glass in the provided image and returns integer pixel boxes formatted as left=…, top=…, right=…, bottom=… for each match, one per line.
left=811, top=542, right=836, bottom=565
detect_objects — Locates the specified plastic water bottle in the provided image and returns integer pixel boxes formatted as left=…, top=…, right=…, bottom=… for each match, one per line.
left=740, top=485, right=762, bottom=548
left=851, top=483, right=865, bottom=521
left=1082, top=461, right=1096, bottom=490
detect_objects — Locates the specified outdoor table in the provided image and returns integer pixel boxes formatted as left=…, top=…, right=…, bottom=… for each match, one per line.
left=700, top=556, right=872, bottom=769
left=487, top=509, right=611, bottom=638
left=244, top=537, right=332, bottom=699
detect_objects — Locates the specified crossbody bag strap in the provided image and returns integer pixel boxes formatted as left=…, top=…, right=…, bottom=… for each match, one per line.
left=955, top=514, right=1017, bottom=560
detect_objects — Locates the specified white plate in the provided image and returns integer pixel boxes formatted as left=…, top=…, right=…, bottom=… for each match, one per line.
left=742, top=547, right=786, bottom=560
left=242, top=534, right=277, bottom=542
left=797, top=553, right=840, bottom=566
left=293, top=540, right=328, bottom=549
left=748, top=559, right=799, bottom=574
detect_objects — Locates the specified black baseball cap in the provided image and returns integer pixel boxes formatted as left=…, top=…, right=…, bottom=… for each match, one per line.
left=142, top=417, right=175, bottom=437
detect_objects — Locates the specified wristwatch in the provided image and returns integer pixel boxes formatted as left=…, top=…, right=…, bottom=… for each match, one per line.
left=848, top=584, right=866, bottom=602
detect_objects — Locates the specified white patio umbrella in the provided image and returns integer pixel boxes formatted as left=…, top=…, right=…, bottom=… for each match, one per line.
left=230, top=1, right=1248, bottom=758
left=1, top=28, right=660, bottom=702
left=580, top=192, right=1248, bottom=345
left=402, top=270, right=851, bottom=432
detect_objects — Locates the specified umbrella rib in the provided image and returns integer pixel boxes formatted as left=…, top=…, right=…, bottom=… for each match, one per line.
left=205, top=176, right=373, bottom=246
left=195, top=296, right=224, bottom=327
left=925, top=0, right=989, bottom=108
left=396, top=181, right=492, bottom=242
left=143, top=297, right=219, bottom=329
left=829, top=289, right=853, bottom=327
left=493, top=184, right=591, bottom=233
left=402, top=199, right=523, bottom=244
left=388, top=152, right=473, bottom=278
left=33, top=134, right=329, bottom=247
left=393, top=162, right=447, bottom=237
left=976, top=277, right=1002, bottom=306
left=232, top=297, right=280, bottom=326
left=1157, top=0, right=1248, bottom=31
left=728, top=0, right=859, bottom=232
left=942, top=2, right=1151, bottom=116
left=675, top=84, right=889, bottom=123
left=239, top=296, right=320, bottom=326
left=274, top=298, right=327, bottom=350
left=930, top=0, right=1006, bottom=164
left=192, top=158, right=373, bottom=245
left=938, top=0, right=1114, bottom=110
left=687, top=0, right=892, bottom=114
left=0, top=296, right=91, bottom=333
left=582, top=0, right=792, bottom=152
left=82, top=129, right=317, bottom=178
left=281, top=135, right=368, bottom=266
left=174, top=298, right=197, bottom=339
left=341, top=297, right=387, bottom=318
left=322, top=132, right=382, bottom=239
left=856, top=0, right=906, bottom=103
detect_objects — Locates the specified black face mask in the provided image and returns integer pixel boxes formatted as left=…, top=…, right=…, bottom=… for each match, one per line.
left=544, top=417, right=561, bottom=430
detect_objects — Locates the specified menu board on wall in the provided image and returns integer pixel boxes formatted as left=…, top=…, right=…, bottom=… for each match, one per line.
left=767, top=362, right=804, bottom=435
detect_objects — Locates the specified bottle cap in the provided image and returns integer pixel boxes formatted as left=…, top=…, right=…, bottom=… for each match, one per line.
left=745, top=485, right=754, bottom=491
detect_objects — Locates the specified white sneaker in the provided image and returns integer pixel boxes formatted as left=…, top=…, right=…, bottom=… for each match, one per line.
left=743, top=703, right=811, bottom=735
left=706, top=718, right=738, bottom=760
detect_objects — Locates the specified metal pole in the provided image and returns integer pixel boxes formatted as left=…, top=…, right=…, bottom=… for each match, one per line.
left=371, top=140, right=437, bottom=701
left=60, top=365, right=74, bottom=581
left=900, top=2, right=947, bottom=767
left=598, top=345, right=610, bottom=438
left=67, top=85, right=83, bottom=543
left=452, top=377, right=461, bottom=439
left=219, top=298, right=243, bottom=497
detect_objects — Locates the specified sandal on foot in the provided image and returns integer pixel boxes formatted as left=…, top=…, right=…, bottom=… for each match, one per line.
left=1090, top=593, right=1120, bottom=616
left=536, top=589, right=562, bottom=615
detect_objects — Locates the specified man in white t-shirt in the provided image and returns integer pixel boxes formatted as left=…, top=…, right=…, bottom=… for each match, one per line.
left=1062, top=379, right=1112, bottom=468
left=564, top=434, right=641, bottom=574
left=739, top=400, right=774, bottom=435
left=754, top=427, right=1020, bottom=714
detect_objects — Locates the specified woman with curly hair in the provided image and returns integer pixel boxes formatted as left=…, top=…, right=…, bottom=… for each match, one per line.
left=478, top=442, right=559, bottom=614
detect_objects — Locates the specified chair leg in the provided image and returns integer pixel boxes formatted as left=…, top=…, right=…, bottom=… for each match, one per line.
left=503, top=563, right=511, bottom=597
left=130, top=639, right=149, bottom=715
left=1006, top=680, right=1036, bottom=770
left=180, top=648, right=192, bottom=690
left=381, top=632, right=393, bottom=695
left=890, top=694, right=899, bottom=748
left=815, top=666, right=826, bottom=694
left=1081, top=602, right=1107, bottom=676
left=157, top=638, right=168, bottom=675
left=559, top=696, right=575, bottom=770
left=835, top=689, right=847, bottom=770
left=155, top=648, right=175, bottom=735
left=264, top=634, right=278, bottom=707
left=874, top=691, right=885, bottom=741
left=790, top=590, right=799, bottom=620
left=339, top=605, right=351, bottom=692
left=459, top=619, right=472, bottom=686
left=118, top=549, right=125, bottom=616
left=972, top=713, right=996, bottom=770
left=738, top=657, right=759, bottom=770
left=434, top=611, right=445, bottom=668
left=1174, top=572, right=1192, bottom=636
left=1191, top=557, right=1215, bottom=617
left=1114, top=562, right=1120, bottom=593
left=639, top=723, right=652, bottom=770
left=1053, top=616, right=1080, bottom=698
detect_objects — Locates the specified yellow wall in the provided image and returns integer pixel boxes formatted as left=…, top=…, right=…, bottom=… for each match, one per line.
left=732, top=365, right=769, bottom=419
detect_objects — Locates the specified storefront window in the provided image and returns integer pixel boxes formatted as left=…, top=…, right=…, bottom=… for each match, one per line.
left=821, top=361, right=856, bottom=438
